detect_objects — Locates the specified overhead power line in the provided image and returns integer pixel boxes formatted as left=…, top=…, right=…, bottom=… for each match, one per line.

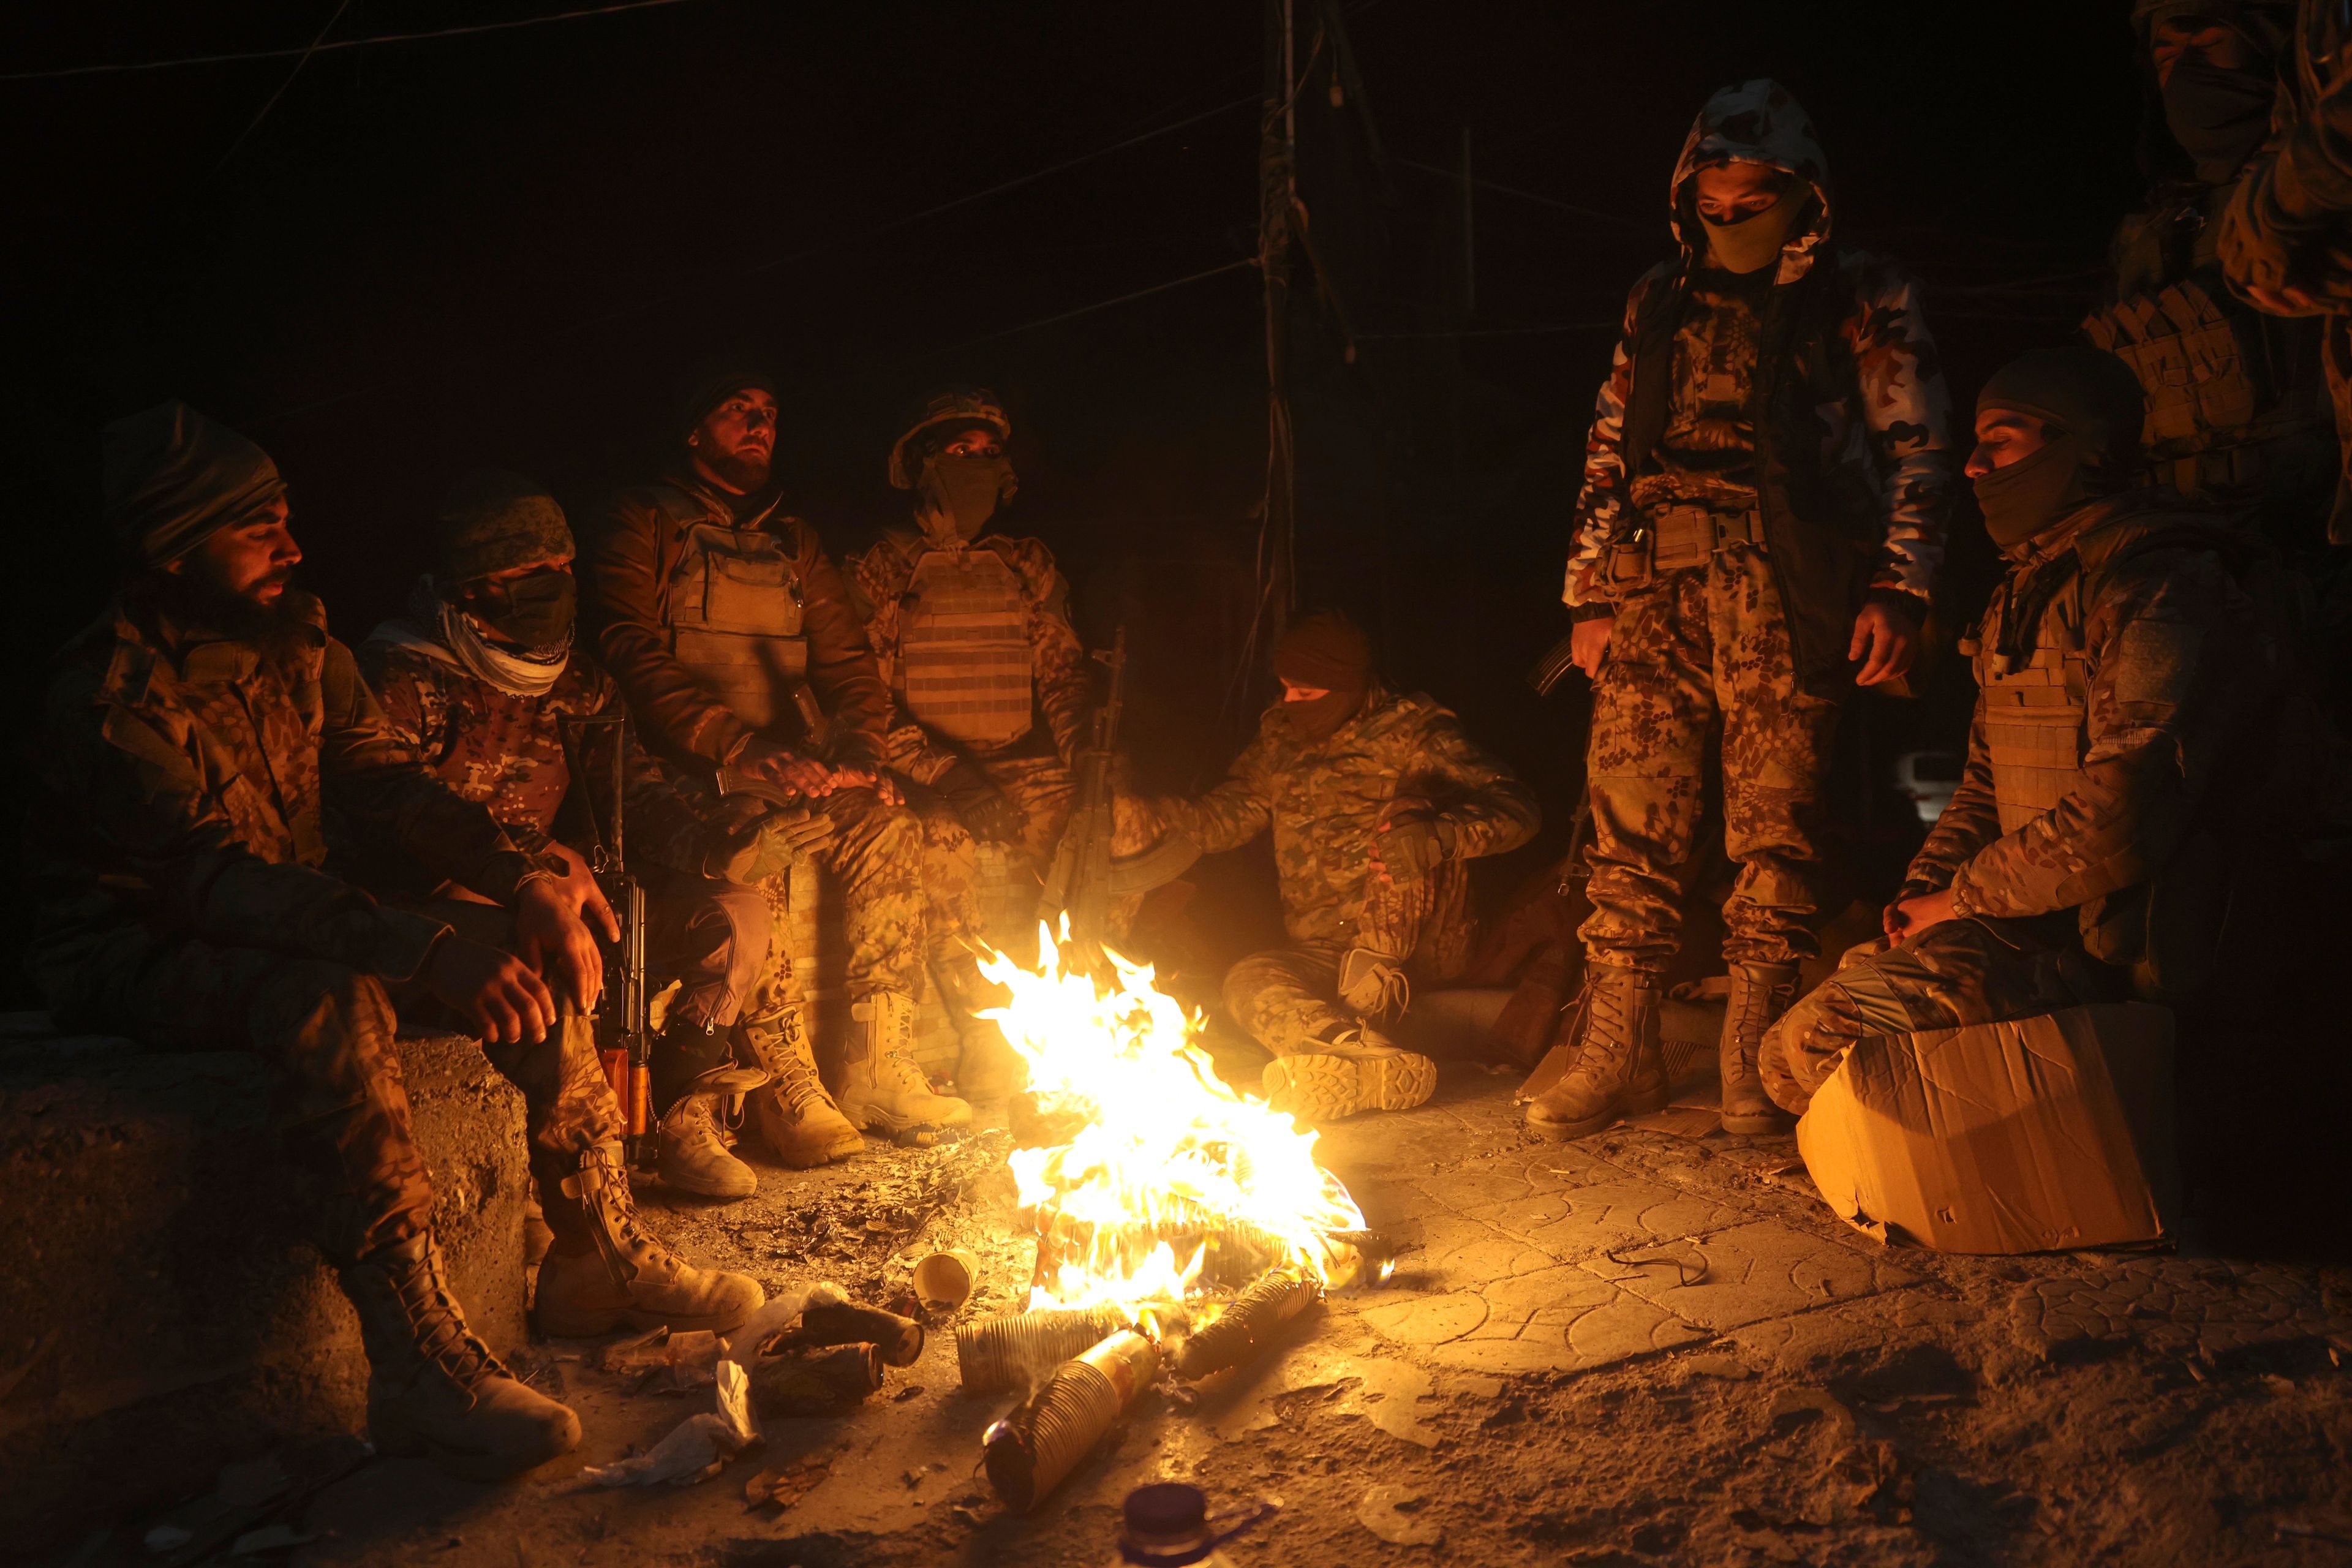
left=0, top=0, right=698, bottom=82
left=944, top=257, right=1258, bottom=352
left=198, top=0, right=352, bottom=186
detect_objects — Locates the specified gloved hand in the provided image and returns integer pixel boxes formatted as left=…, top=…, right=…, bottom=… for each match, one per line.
left=1373, top=800, right=1457, bottom=885
left=937, top=758, right=1026, bottom=844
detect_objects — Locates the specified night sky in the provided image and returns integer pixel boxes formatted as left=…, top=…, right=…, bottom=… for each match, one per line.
left=0, top=1, right=2147, bottom=997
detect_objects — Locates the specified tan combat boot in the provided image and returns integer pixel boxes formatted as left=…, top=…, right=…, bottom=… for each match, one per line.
left=837, top=989, right=973, bottom=1133
left=535, top=1143, right=766, bottom=1337
left=1719, top=961, right=1801, bottom=1135
left=1525, top=963, right=1668, bottom=1141
left=342, top=1231, right=580, bottom=1481
left=656, top=1065, right=770, bottom=1200
left=935, top=954, right=1026, bottom=1102
left=737, top=1003, right=864, bottom=1167
left=1262, top=1020, right=1437, bottom=1122
left=1337, top=946, right=1412, bottom=1024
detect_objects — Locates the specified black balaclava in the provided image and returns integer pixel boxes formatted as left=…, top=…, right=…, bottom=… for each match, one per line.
left=2163, top=56, right=2276, bottom=183
left=1971, top=347, right=2149, bottom=551
left=915, top=432, right=1017, bottom=546
left=1273, top=610, right=1374, bottom=742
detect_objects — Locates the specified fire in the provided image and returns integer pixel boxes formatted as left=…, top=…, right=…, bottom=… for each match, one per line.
left=978, top=926, right=1370, bottom=1316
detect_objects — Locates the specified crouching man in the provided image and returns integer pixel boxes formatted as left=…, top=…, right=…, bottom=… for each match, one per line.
left=26, top=405, right=762, bottom=1480
left=359, top=472, right=790, bottom=1200
left=1148, top=612, right=1539, bottom=1121
left=1761, top=349, right=2326, bottom=1112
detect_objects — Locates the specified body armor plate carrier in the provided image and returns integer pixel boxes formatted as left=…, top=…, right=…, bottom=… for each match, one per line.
left=897, top=545, right=1032, bottom=748
left=660, top=507, right=809, bottom=735
left=2083, top=279, right=2295, bottom=499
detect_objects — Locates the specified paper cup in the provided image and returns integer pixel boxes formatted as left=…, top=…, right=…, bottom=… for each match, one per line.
left=913, top=1249, right=980, bottom=1309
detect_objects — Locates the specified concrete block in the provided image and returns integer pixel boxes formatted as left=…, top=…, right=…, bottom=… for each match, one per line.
left=0, top=1026, right=528, bottom=1553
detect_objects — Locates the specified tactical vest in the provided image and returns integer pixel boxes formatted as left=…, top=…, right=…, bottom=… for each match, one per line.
left=1977, top=638, right=2094, bottom=834
left=896, top=543, right=1032, bottom=749
left=655, top=493, right=808, bottom=734
left=2083, top=279, right=2291, bottom=499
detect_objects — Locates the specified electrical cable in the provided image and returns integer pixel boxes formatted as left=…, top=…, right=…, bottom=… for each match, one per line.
left=197, top=0, right=352, bottom=187
left=940, top=257, right=1258, bottom=352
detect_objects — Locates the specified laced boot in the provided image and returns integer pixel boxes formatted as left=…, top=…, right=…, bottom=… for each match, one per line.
left=1525, top=963, right=1668, bottom=1141
left=655, top=1065, right=770, bottom=1200
left=1262, top=1019, right=1437, bottom=1122
left=737, top=1003, right=863, bottom=1167
left=535, top=1142, right=766, bottom=1337
left=838, top=989, right=973, bottom=1134
left=1719, top=961, right=1801, bottom=1135
left=341, top=1231, right=579, bottom=1481
left=935, top=955, right=1026, bottom=1101
left=1337, top=947, right=1412, bottom=1024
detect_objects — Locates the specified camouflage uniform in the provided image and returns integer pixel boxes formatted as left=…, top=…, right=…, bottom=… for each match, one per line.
left=24, top=587, right=619, bottom=1265
left=356, top=625, right=767, bottom=1036
left=1760, top=492, right=2326, bottom=1112
left=1565, top=80, right=1956, bottom=976
left=1152, top=688, right=1539, bottom=1055
left=590, top=472, right=928, bottom=1007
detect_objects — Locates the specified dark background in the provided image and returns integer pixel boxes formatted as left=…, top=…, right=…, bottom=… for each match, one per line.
left=0, top=1, right=2147, bottom=1001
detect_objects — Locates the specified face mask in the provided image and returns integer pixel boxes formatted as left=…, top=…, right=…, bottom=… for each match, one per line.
left=918, top=454, right=1014, bottom=543
left=1698, top=189, right=1806, bottom=275
left=2162, top=56, right=2274, bottom=184
left=464, top=568, right=577, bottom=650
left=1281, top=681, right=1365, bottom=742
left=1970, top=433, right=2093, bottom=551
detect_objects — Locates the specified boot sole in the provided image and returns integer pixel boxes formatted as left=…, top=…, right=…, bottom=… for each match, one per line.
left=1525, top=1080, right=1670, bottom=1142
left=1262, top=1052, right=1437, bottom=1122
left=370, top=1406, right=580, bottom=1482
left=841, top=1099, right=974, bottom=1134
left=657, top=1168, right=760, bottom=1200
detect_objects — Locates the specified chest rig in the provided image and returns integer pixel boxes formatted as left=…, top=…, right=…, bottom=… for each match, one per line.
left=895, top=540, right=1032, bottom=749
left=2083, top=278, right=2279, bottom=499
left=655, top=493, right=808, bottom=735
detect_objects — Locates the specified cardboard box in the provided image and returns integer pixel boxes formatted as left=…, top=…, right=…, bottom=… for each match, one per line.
left=1796, top=1003, right=2178, bottom=1254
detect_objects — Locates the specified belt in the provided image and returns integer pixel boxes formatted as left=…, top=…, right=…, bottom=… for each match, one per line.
left=1648, top=506, right=1763, bottom=571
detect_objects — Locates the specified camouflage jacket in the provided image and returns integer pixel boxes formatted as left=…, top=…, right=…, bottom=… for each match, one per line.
left=589, top=471, right=891, bottom=769
left=24, top=587, right=543, bottom=998
left=356, top=619, right=709, bottom=888
left=1905, top=494, right=2320, bottom=937
left=1564, top=80, right=1954, bottom=669
left=845, top=526, right=1091, bottom=780
left=1153, top=687, right=1540, bottom=944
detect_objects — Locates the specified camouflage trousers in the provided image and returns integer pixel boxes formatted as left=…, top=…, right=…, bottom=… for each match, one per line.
left=636, top=869, right=771, bottom=1107
left=1758, top=914, right=2124, bottom=1115
left=50, top=905, right=621, bottom=1267
left=1223, top=867, right=1468, bottom=1057
left=1581, top=544, right=1844, bottom=974
left=746, top=784, right=932, bottom=1020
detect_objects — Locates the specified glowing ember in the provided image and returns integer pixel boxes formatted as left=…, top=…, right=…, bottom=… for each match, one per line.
left=978, top=925, right=1371, bottom=1316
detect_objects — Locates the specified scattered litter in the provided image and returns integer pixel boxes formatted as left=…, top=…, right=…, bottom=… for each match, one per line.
left=748, top=1342, right=884, bottom=1417
left=582, top=1359, right=762, bottom=1488
left=913, top=1249, right=980, bottom=1310
left=744, top=1449, right=835, bottom=1512
left=598, top=1327, right=723, bottom=1390
left=226, top=1525, right=314, bottom=1555
left=1357, top=1484, right=1442, bottom=1546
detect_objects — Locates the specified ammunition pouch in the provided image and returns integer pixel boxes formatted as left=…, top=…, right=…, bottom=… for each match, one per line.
left=1649, top=505, right=1764, bottom=572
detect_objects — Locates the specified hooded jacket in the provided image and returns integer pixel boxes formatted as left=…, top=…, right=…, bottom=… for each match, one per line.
left=1564, top=80, right=1956, bottom=683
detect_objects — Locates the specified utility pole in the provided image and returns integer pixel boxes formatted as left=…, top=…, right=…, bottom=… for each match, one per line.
left=1243, top=0, right=1297, bottom=709
left=1460, top=123, right=1475, bottom=318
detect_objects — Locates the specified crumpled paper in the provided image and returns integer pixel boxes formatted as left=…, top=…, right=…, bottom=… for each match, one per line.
left=582, top=1358, right=763, bottom=1488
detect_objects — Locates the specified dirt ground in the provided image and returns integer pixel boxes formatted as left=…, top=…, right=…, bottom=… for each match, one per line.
left=87, top=1042, right=2352, bottom=1568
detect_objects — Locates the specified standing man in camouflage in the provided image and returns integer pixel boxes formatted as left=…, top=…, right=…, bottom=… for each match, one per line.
left=590, top=369, right=970, bottom=1139
left=1541, top=79, right=1956, bottom=1141
left=27, top=403, right=762, bottom=1482
left=2087, top=2, right=2334, bottom=548
left=845, top=388, right=1097, bottom=1098
left=1761, top=347, right=2331, bottom=1110
left=359, top=470, right=831, bottom=1198
left=1147, top=612, right=1539, bottom=1121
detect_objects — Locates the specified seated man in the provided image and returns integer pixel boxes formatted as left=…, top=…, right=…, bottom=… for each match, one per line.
left=358, top=470, right=835, bottom=1199
left=1147, top=612, right=1540, bottom=1120
left=26, top=404, right=761, bottom=1482
left=1762, top=347, right=2329, bottom=1112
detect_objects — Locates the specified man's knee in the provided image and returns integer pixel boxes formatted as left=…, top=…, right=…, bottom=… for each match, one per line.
left=249, top=960, right=401, bottom=1070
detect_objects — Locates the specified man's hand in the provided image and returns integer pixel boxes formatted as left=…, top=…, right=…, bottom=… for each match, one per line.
left=513, top=875, right=606, bottom=1014
left=732, top=737, right=845, bottom=798
left=1373, top=799, right=1456, bottom=885
left=827, top=764, right=904, bottom=807
left=1849, top=601, right=1919, bottom=687
left=544, top=842, right=622, bottom=943
left=1883, top=888, right=1956, bottom=946
left=1571, top=616, right=1615, bottom=680
left=2245, top=281, right=2324, bottom=316
left=423, top=933, right=558, bottom=1044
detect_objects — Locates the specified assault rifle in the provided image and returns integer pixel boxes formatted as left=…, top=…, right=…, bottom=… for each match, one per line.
left=558, top=712, right=653, bottom=1170
left=1038, top=627, right=1197, bottom=970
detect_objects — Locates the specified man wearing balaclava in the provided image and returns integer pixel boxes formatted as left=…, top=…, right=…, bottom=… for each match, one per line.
left=843, top=388, right=1115, bottom=1099
left=2087, top=2, right=2335, bottom=547
left=24, top=403, right=764, bottom=1482
left=358, top=471, right=864, bottom=1199
left=1142, top=611, right=1540, bottom=1121
left=1546, top=80, right=1957, bottom=1142
left=591, top=369, right=974, bottom=1144
left=1758, top=345, right=2331, bottom=1114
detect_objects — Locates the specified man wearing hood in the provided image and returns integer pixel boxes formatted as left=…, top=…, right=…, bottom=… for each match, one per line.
left=2088, top=2, right=2335, bottom=543
left=358, top=472, right=860, bottom=1199
left=1758, top=347, right=2328, bottom=1112
left=26, top=403, right=763, bottom=1481
left=1144, top=612, right=1540, bottom=1121
left=590, top=370, right=971, bottom=1142
left=843, top=387, right=1102, bottom=1099
left=1540, top=80, right=1957, bottom=1142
